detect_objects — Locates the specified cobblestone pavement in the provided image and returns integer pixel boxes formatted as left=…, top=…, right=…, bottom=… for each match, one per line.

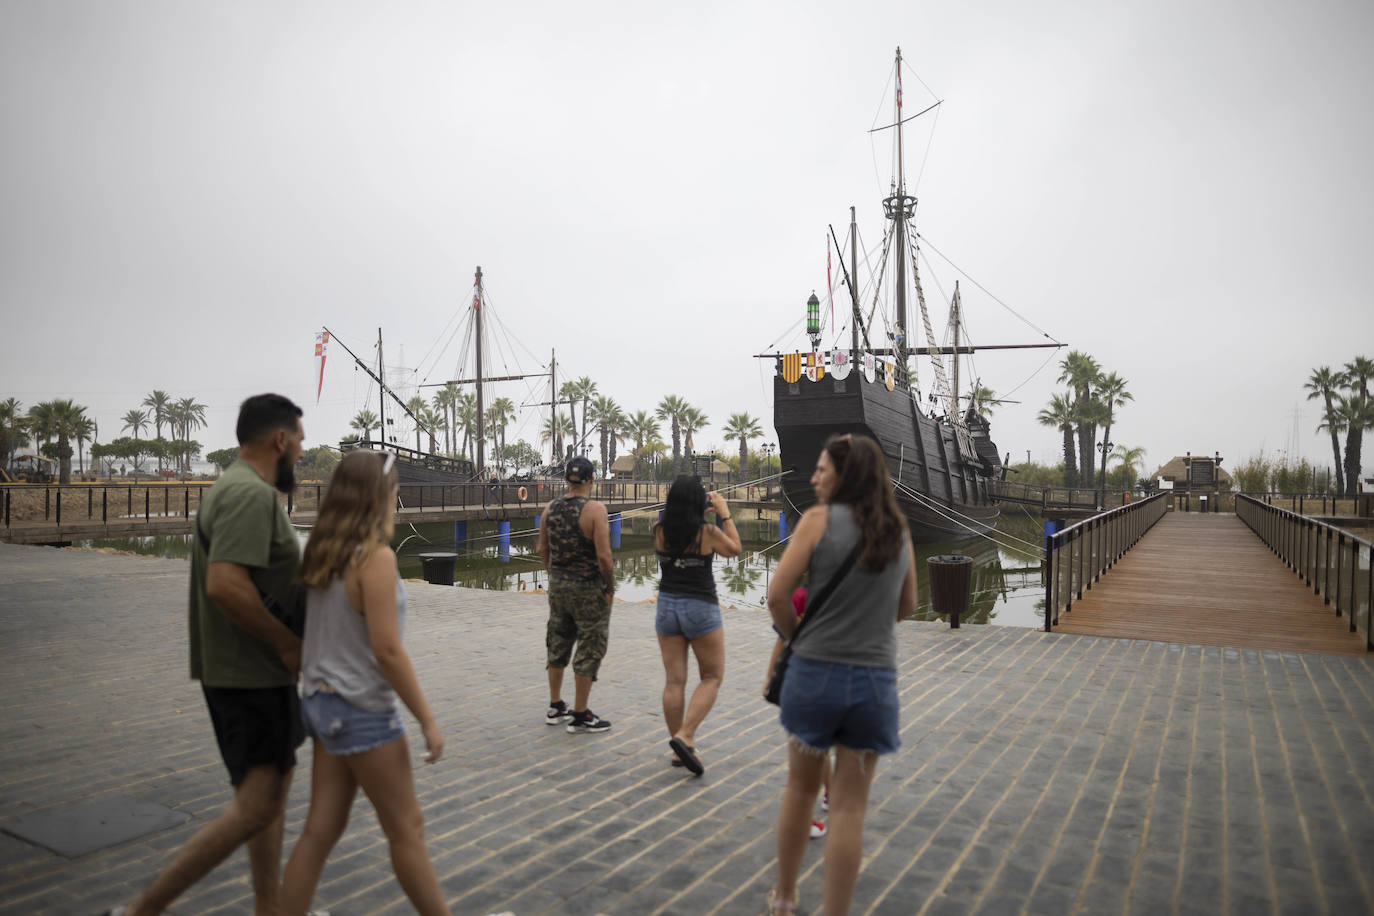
left=2, top=542, right=1374, bottom=915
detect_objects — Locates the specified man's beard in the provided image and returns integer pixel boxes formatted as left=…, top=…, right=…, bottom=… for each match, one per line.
left=274, top=454, right=296, bottom=494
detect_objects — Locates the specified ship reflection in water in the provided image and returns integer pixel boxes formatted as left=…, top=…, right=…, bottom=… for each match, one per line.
left=392, top=515, right=1046, bottom=629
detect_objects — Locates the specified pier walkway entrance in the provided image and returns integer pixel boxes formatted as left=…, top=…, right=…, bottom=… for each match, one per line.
left=1053, top=513, right=1369, bottom=656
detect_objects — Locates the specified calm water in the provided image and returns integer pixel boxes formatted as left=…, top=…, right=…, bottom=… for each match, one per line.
left=78, top=513, right=1048, bottom=628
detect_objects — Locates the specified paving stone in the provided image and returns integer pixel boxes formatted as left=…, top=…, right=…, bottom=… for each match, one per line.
left=4, top=543, right=1374, bottom=914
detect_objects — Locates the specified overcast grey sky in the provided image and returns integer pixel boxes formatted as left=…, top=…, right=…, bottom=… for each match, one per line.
left=3, top=0, right=1372, bottom=479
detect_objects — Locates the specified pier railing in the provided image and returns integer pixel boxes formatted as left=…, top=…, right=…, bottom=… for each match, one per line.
left=1044, top=492, right=1169, bottom=631
left=1236, top=494, right=1374, bottom=648
left=1239, top=492, right=1365, bottom=518
left=2, top=482, right=211, bottom=530
left=2, top=478, right=675, bottom=536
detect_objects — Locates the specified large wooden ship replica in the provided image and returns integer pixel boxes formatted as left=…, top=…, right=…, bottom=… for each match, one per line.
left=771, top=48, right=1060, bottom=543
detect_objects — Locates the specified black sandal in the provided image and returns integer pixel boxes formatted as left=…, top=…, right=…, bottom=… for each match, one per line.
left=669, top=737, right=704, bottom=776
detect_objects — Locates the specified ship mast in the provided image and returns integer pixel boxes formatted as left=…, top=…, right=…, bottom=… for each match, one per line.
left=377, top=328, right=387, bottom=447
left=950, top=283, right=961, bottom=421
left=850, top=206, right=860, bottom=354
left=883, top=46, right=916, bottom=382
left=474, top=266, right=485, bottom=476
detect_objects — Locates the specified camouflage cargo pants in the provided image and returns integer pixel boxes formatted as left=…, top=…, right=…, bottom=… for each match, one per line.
left=546, top=580, right=611, bottom=680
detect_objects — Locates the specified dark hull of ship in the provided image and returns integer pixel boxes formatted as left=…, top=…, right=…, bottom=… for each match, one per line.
left=774, top=371, right=1001, bottom=544
left=343, top=440, right=476, bottom=487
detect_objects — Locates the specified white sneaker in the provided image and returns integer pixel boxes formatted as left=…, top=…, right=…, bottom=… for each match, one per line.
left=810, top=819, right=827, bottom=839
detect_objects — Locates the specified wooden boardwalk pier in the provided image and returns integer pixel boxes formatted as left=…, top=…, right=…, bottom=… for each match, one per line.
left=1054, top=513, right=1369, bottom=656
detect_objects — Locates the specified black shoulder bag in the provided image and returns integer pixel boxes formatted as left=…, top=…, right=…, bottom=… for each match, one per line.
left=764, top=542, right=861, bottom=705
left=195, top=513, right=307, bottom=638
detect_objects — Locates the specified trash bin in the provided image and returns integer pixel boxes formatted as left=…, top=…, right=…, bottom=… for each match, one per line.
left=927, top=555, right=974, bottom=628
left=418, top=551, right=458, bottom=586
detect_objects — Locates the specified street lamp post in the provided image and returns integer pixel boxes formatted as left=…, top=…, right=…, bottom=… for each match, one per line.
left=1096, top=439, right=1114, bottom=510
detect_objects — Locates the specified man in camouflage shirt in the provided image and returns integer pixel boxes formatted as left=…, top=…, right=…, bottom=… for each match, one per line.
left=535, top=455, right=615, bottom=733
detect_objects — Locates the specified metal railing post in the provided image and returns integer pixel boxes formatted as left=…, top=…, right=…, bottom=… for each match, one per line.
left=1337, top=533, right=1345, bottom=617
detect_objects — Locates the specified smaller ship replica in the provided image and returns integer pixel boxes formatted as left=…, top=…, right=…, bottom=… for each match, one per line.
left=769, top=48, right=1061, bottom=543
left=328, top=267, right=564, bottom=489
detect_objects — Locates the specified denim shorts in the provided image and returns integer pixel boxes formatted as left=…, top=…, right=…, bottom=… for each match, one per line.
left=655, top=592, right=723, bottom=639
left=300, top=689, right=405, bottom=756
left=778, top=654, right=900, bottom=755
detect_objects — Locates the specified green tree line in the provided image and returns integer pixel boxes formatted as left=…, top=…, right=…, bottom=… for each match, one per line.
left=346, top=377, right=771, bottom=482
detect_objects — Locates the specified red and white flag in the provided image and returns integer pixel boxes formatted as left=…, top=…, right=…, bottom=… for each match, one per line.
left=314, top=330, right=330, bottom=404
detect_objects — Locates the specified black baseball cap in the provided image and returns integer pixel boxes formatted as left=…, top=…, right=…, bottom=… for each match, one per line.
left=565, top=456, right=596, bottom=483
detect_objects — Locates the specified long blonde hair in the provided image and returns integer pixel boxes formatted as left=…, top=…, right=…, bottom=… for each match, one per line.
left=299, top=451, right=398, bottom=588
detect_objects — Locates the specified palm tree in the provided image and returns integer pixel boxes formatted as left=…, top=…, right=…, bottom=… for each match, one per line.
left=540, top=412, right=575, bottom=465
left=1058, top=351, right=1101, bottom=490
left=421, top=407, right=444, bottom=454
left=625, top=410, right=660, bottom=454
left=433, top=383, right=460, bottom=456
left=1342, top=357, right=1373, bottom=497
left=723, top=412, right=763, bottom=479
left=453, top=392, right=477, bottom=465
left=558, top=381, right=582, bottom=450
left=1306, top=367, right=1346, bottom=495
left=486, top=397, right=516, bottom=467
left=121, top=408, right=150, bottom=441
left=74, top=415, right=95, bottom=476
left=569, top=377, right=597, bottom=456
left=969, top=384, right=999, bottom=418
left=0, top=398, right=29, bottom=471
left=351, top=408, right=379, bottom=441
left=405, top=395, right=429, bottom=452
left=143, top=390, right=172, bottom=472
left=1094, top=372, right=1133, bottom=492
left=30, top=399, right=88, bottom=484
left=173, top=398, right=208, bottom=474
left=1109, top=445, right=1147, bottom=490
left=656, top=395, right=689, bottom=472
left=636, top=438, right=668, bottom=477
left=589, top=395, right=624, bottom=472
left=1037, top=393, right=1078, bottom=488
left=681, top=406, right=709, bottom=462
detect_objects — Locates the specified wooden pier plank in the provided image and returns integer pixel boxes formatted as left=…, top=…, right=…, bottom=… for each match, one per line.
left=1055, top=513, right=1367, bottom=656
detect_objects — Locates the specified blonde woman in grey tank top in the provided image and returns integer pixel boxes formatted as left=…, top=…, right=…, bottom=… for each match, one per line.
left=762, top=434, right=917, bottom=915
left=280, top=451, right=451, bottom=916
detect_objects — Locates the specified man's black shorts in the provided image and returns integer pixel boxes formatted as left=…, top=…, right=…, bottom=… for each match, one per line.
left=201, top=684, right=305, bottom=786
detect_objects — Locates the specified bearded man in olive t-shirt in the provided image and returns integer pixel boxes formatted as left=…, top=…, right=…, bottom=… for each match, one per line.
left=108, top=393, right=306, bottom=916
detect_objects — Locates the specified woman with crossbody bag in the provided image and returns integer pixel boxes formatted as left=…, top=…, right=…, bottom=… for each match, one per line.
left=762, top=434, right=917, bottom=915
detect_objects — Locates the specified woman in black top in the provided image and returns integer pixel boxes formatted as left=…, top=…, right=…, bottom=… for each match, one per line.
left=654, top=475, right=741, bottom=775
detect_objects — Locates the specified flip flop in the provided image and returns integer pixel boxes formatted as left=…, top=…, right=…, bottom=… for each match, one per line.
left=669, top=737, right=703, bottom=776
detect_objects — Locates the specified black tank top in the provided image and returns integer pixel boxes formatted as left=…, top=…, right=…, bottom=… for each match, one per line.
left=546, top=496, right=600, bottom=582
left=656, top=525, right=717, bottom=603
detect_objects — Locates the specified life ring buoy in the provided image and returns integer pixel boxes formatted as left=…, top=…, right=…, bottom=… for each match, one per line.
left=517, top=486, right=529, bottom=502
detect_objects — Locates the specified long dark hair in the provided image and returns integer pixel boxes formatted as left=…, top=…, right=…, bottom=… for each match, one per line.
left=299, top=451, right=398, bottom=588
left=822, top=433, right=907, bottom=571
left=655, top=475, right=707, bottom=555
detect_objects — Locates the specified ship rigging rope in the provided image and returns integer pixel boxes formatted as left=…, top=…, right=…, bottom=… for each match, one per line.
left=915, top=233, right=1062, bottom=345
left=890, top=477, right=1044, bottom=558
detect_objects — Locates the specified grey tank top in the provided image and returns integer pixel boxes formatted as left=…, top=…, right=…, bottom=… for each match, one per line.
left=790, top=504, right=907, bottom=670
left=301, top=574, right=407, bottom=713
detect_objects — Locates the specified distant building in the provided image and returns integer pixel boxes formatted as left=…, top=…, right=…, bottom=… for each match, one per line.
left=1152, top=453, right=1232, bottom=494
left=609, top=455, right=642, bottom=479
